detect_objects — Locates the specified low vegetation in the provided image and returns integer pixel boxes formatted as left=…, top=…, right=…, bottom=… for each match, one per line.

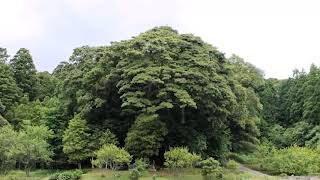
left=200, top=158, right=222, bottom=180
left=0, top=168, right=268, bottom=180
left=49, top=170, right=83, bottom=180
left=240, top=142, right=320, bottom=176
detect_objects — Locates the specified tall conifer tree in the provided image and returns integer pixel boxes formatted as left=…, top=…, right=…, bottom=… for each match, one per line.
left=10, top=48, right=38, bottom=100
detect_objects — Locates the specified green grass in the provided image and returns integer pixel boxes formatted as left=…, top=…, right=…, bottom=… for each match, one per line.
left=79, top=168, right=279, bottom=180
left=0, top=170, right=55, bottom=180
left=0, top=168, right=282, bottom=180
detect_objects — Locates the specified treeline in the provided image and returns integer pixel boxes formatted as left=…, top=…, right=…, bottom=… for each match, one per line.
left=0, top=26, right=318, bottom=173
left=261, top=65, right=320, bottom=148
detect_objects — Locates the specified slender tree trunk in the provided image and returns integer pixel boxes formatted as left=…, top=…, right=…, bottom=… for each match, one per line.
left=152, top=160, right=156, bottom=171
left=26, top=168, right=30, bottom=177
left=25, top=163, right=30, bottom=177
left=78, top=162, right=82, bottom=169
left=181, top=107, right=185, bottom=124
left=91, top=157, right=94, bottom=169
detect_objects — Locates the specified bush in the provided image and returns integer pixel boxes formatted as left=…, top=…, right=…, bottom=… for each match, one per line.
left=152, top=174, right=157, bottom=180
left=49, top=170, right=83, bottom=180
left=49, top=173, right=59, bottom=180
left=129, top=169, right=140, bottom=180
left=58, top=172, right=74, bottom=180
left=225, top=160, right=239, bottom=171
left=128, top=159, right=148, bottom=180
left=241, top=143, right=320, bottom=175
left=164, top=147, right=201, bottom=169
left=135, top=158, right=148, bottom=173
left=92, top=144, right=132, bottom=170
left=200, top=157, right=222, bottom=179
left=267, top=146, right=320, bottom=175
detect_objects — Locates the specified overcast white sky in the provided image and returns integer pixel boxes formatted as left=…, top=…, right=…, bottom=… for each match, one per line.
left=1, top=0, right=320, bottom=79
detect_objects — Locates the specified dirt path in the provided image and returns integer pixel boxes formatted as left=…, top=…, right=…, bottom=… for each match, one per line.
left=239, top=164, right=271, bottom=177
left=238, top=165, right=320, bottom=180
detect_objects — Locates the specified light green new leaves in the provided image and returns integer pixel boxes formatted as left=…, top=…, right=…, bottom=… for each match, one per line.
left=93, top=144, right=131, bottom=170
left=63, top=115, right=90, bottom=164
left=164, top=147, right=201, bottom=169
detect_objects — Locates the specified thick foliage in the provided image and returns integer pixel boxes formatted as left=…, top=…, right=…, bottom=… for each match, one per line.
left=125, top=113, right=167, bottom=159
left=261, top=65, right=320, bottom=149
left=54, top=27, right=261, bottom=162
left=0, top=27, right=271, bottom=169
left=227, top=55, right=264, bottom=153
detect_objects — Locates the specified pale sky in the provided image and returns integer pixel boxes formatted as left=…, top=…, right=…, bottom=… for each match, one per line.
left=1, top=0, right=320, bottom=79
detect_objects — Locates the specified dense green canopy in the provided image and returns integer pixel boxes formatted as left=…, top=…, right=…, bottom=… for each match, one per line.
left=2, top=26, right=320, bottom=169
left=55, top=27, right=252, bottom=161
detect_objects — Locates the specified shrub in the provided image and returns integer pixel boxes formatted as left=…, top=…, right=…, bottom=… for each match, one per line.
left=129, top=169, right=140, bottom=180
left=200, top=157, right=222, bottom=179
left=241, top=143, right=320, bottom=175
left=128, top=159, right=148, bottom=180
left=164, top=147, right=201, bottom=169
left=49, top=170, right=83, bottom=180
left=135, top=158, right=148, bottom=173
left=267, top=146, right=320, bottom=175
left=92, top=144, right=132, bottom=170
left=49, top=173, right=59, bottom=180
left=58, top=172, right=74, bottom=180
left=225, top=160, right=239, bottom=171
left=152, top=174, right=157, bottom=180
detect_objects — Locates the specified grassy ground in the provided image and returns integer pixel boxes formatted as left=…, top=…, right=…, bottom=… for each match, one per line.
left=0, top=168, right=281, bottom=180
left=78, top=168, right=272, bottom=180
left=0, top=170, right=54, bottom=180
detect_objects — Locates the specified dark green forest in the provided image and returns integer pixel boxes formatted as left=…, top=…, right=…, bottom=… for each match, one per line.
left=1, top=27, right=320, bottom=175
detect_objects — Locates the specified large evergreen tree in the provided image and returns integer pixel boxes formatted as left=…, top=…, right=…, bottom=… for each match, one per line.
left=10, top=48, right=39, bottom=100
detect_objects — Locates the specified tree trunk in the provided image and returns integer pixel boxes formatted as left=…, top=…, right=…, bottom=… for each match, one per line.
left=78, top=162, right=82, bottom=169
left=152, top=160, right=156, bottom=171
left=91, top=157, right=94, bottom=169
left=26, top=169, right=30, bottom=177
left=24, top=161, right=31, bottom=177
left=181, top=107, right=185, bottom=124
left=25, top=165, right=30, bottom=177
